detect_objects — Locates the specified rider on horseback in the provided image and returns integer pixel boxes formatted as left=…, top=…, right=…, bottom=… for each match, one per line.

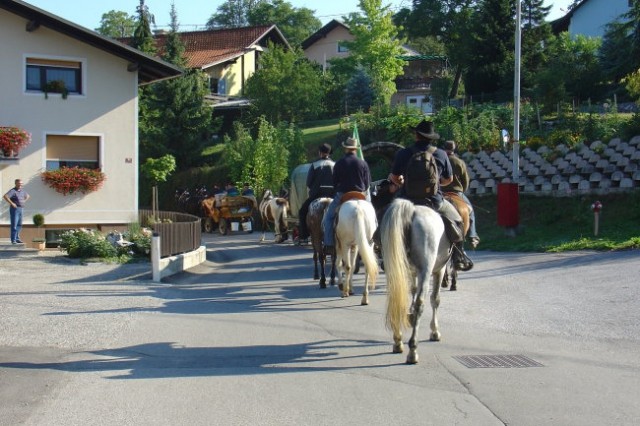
left=298, top=143, right=335, bottom=244
left=441, top=140, right=480, bottom=249
left=388, top=120, right=474, bottom=272
left=322, top=137, right=371, bottom=255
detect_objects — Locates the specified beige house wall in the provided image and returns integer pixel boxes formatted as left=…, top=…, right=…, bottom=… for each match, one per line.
left=205, top=51, right=257, bottom=98
left=0, top=11, right=139, bottom=228
left=304, top=26, right=353, bottom=69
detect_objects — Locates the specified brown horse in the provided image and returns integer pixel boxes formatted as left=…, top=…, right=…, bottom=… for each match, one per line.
left=259, top=189, right=289, bottom=243
left=442, top=192, right=470, bottom=291
left=306, top=197, right=336, bottom=288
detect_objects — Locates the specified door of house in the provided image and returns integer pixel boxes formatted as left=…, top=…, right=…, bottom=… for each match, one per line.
left=406, top=95, right=433, bottom=114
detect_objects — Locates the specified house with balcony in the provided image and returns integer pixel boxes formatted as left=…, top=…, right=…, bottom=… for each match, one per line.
left=0, top=0, right=181, bottom=243
left=301, top=19, right=448, bottom=114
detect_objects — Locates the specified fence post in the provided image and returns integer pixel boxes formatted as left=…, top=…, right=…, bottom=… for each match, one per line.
left=151, top=232, right=161, bottom=282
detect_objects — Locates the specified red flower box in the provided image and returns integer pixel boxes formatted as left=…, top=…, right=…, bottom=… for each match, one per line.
left=41, top=167, right=106, bottom=195
left=0, top=126, right=31, bottom=157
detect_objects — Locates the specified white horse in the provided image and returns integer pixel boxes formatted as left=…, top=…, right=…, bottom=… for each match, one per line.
left=334, top=198, right=378, bottom=305
left=259, top=189, right=289, bottom=243
left=380, top=197, right=450, bottom=364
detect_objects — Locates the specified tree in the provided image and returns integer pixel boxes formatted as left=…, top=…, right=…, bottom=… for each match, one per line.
left=533, top=33, right=603, bottom=111
left=247, top=0, right=321, bottom=47
left=140, top=154, right=176, bottom=214
left=345, top=68, right=375, bottom=112
left=398, top=0, right=477, bottom=99
left=519, top=0, right=553, bottom=97
left=245, top=43, right=323, bottom=123
left=341, top=0, right=406, bottom=106
left=464, top=0, right=515, bottom=99
left=96, top=10, right=136, bottom=38
left=131, top=0, right=156, bottom=53
left=206, top=0, right=264, bottom=29
left=222, top=118, right=291, bottom=194
left=147, top=6, right=214, bottom=169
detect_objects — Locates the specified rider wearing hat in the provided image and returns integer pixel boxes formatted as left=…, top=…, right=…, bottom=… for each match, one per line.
left=388, top=120, right=473, bottom=271
left=442, top=140, right=480, bottom=249
left=298, top=143, right=335, bottom=243
left=322, top=137, right=371, bottom=254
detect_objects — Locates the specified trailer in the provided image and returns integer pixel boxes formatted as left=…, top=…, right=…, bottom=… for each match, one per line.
left=201, top=194, right=257, bottom=235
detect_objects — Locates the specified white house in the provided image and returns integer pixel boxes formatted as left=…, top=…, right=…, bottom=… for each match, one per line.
left=0, top=0, right=182, bottom=243
left=552, top=0, right=632, bottom=38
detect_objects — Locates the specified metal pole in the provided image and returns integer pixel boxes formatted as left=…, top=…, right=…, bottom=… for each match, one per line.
left=513, top=0, right=521, bottom=182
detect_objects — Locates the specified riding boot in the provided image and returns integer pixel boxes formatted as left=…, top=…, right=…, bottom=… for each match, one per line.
left=452, top=242, right=474, bottom=272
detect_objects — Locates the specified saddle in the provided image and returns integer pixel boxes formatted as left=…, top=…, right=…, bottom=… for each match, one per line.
left=340, top=191, right=366, bottom=203
left=444, top=192, right=470, bottom=237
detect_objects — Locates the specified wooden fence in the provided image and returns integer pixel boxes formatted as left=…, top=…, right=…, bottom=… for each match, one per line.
left=139, top=209, right=201, bottom=258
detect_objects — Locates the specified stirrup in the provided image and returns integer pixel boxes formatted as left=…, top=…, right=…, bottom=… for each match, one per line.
left=453, top=245, right=474, bottom=272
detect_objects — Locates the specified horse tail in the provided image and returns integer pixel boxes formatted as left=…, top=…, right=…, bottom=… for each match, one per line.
left=354, top=203, right=378, bottom=289
left=381, top=198, right=414, bottom=331
left=276, top=199, right=288, bottom=233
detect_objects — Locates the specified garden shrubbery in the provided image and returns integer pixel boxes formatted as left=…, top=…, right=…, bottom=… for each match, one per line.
left=59, top=225, right=152, bottom=262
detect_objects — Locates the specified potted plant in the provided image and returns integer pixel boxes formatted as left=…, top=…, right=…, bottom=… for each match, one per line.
left=0, top=126, right=31, bottom=157
left=44, top=79, right=68, bottom=99
left=32, top=213, right=46, bottom=250
left=41, top=167, right=106, bottom=195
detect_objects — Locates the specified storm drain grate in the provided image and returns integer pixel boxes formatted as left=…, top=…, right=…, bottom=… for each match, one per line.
left=453, top=354, right=544, bottom=368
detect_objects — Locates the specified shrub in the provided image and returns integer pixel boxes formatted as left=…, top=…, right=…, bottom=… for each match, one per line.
left=59, top=229, right=117, bottom=259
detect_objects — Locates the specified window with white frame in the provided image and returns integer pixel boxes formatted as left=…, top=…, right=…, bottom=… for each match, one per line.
left=45, top=135, right=99, bottom=170
left=26, top=57, right=83, bottom=95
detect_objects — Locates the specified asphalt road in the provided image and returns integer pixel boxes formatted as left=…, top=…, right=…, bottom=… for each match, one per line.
left=0, top=233, right=639, bottom=425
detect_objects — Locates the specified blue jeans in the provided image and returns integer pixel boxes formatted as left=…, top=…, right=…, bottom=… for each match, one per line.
left=322, top=192, right=343, bottom=247
left=9, top=206, right=23, bottom=242
left=460, top=193, right=478, bottom=239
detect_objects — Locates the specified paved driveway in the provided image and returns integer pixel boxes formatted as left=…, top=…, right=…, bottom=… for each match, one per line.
left=0, top=235, right=638, bottom=425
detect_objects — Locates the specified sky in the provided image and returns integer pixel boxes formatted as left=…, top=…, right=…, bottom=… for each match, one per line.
left=22, top=0, right=573, bottom=32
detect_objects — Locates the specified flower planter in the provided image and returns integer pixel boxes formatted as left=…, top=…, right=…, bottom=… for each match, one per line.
left=0, top=126, right=31, bottom=157
left=41, top=167, right=106, bottom=195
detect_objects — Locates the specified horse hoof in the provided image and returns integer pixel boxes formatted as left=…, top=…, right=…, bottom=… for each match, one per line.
left=406, top=351, right=419, bottom=364
left=319, top=282, right=327, bottom=289
left=430, top=332, right=441, bottom=342
left=441, top=281, right=448, bottom=288
left=361, top=298, right=369, bottom=306
left=450, top=285, right=457, bottom=291
left=392, top=343, right=403, bottom=354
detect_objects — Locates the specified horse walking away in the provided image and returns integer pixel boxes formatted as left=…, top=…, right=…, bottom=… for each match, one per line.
left=334, top=195, right=378, bottom=305
left=307, top=197, right=336, bottom=288
left=441, top=192, right=470, bottom=291
left=259, top=189, right=289, bottom=243
left=380, top=197, right=450, bottom=364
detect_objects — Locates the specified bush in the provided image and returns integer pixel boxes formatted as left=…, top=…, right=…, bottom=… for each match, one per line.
left=60, top=229, right=117, bottom=259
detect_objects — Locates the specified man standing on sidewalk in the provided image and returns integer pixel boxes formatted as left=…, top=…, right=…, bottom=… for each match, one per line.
left=3, top=178, right=30, bottom=244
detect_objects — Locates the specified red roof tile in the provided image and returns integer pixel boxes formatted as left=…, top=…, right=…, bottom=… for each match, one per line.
left=153, top=25, right=288, bottom=69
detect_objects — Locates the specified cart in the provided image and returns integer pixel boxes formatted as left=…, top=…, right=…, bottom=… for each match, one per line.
left=286, top=163, right=311, bottom=242
left=201, top=194, right=257, bottom=235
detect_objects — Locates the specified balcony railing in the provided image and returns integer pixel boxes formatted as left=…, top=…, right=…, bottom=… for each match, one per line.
left=395, top=78, right=432, bottom=91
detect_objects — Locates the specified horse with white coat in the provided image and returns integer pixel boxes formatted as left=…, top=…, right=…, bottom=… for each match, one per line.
left=259, top=189, right=290, bottom=243
left=380, top=197, right=451, bottom=364
left=334, top=197, right=378, bottom=304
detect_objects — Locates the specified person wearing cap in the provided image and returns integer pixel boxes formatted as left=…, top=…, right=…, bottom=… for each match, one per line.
left=388, top=120, right=473, bottom=271
left=322, top=137, right=371, bottom=253
left=297, top=143, right=335, bottom=243
left=441, top=140, right=480, bottom=248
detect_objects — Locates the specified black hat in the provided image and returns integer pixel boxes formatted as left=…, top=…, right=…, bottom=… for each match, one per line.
left=319, top=143, right=332, bottom=154
left=411, top=120, right=440, bottom=140
left=444, top=140, right=456, bottom=151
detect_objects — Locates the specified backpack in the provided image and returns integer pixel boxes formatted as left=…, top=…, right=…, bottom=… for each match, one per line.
left=404, top=145, right=439, bottom=199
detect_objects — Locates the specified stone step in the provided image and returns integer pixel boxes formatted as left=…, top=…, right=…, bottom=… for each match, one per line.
left=0, top=239, right=40, bottom=258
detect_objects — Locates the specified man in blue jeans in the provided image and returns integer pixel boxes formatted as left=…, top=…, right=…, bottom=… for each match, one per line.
left=322, top=137, right=371, bottom=254
left=3, top=178, right=30, bottom=244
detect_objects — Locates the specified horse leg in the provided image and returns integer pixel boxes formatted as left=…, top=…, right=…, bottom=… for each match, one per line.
left=406, top=270, right=428, bottom=364
left=313, top=250, right=320, bottom=280
left=430, top=268, right=444, bottom=342
left=450, top=266, right=458, bottom=291
left=319, top=250, right=327, bottom=289
left=441, top=261, right=450, bottom=288
left=329, top=251, right=337, bottom=286
left=340, top=244, right=352, bottom=298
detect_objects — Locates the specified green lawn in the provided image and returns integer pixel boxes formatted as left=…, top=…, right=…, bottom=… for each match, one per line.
left=472, top=192, right=640, bottom=252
